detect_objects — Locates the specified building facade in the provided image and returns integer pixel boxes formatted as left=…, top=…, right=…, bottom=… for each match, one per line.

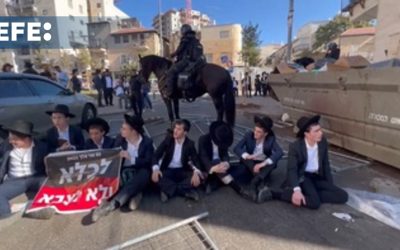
left=292, top=21, right=328, bottom=58
left=87, top=0, right=129, bottom=22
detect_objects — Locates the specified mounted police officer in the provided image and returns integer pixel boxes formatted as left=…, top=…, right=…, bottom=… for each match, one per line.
left=165, top=24, right=205, bottom=98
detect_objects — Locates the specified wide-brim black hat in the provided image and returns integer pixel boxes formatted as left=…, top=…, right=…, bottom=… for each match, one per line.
left=296, top=115, right=321, bottom=138
left=124, top=114, right=144, bottom=134
left=46, top=104, right=75, bottom=118
left=84, top=117, right=110, bottom=134
left=2, top=120, right=37, bottom=136
left=254, top=115, right=273, bottom=133
left=210, top=121, right=233, bottom=149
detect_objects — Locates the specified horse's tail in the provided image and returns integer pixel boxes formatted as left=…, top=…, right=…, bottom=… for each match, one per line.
left=224, top=74, right=236, bottom=127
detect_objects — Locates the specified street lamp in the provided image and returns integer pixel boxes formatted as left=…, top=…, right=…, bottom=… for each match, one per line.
left=286, top=0, right=294, bottom=62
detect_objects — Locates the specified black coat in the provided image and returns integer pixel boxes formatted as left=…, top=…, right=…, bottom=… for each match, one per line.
left=0, top=139, right=48, bottom=183
left=114, top=135, right=154, bottom=169
left=84, top=136, right=115, bottom=150
left=198, top=134, right=229, bottom=172
left=152, top=134, right=201, bottom=172
left=286, top=137, right=334, bottom=188
left=234, top=131, right=283, bottom=166
left=46, top=125, right=85, bottom=153
left=173, top=31, right=202, bottom=61
left=92, top=74, right=105, bottom=90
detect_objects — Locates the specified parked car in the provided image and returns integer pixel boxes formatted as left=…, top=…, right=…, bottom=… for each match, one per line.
left=0, top=73, right=97, bottom=138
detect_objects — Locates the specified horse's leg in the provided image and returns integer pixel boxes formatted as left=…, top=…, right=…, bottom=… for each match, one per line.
left=173, top=98, right=180, bottom=120
left=212, top=96, right=224, bottom=122
left=163, top=97, right=174, bottom=122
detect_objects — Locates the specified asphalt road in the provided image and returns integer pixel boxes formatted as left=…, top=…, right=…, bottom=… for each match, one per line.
left=0, top=96, right=399, bottom=250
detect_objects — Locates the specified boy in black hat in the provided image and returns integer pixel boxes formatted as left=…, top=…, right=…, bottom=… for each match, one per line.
left=0, top=120, right=48, bottom=219
left=90, top=114, right=154, bottom=222
left=234, top=115, right=284, bottom=202
left=45, top=104, right=85, bottom=153
left=84, top=117, right=115, bottom=150
left=198, top=121, right=246, bottom=195
left=152, top=119, right=203, bottom=202
left=281, top=115, right=348, bottom=209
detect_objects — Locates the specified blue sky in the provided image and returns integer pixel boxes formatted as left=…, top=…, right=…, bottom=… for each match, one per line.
left=116, top=0, right=343, bottom=45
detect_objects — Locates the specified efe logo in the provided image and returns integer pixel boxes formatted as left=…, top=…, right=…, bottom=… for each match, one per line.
left=0, top=21, right=52, bottom=42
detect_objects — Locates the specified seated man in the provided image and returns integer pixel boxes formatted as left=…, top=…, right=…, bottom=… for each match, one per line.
left=234, top=116, right=284, bottom=202
left=45, top=104, right=85, bottom=153
left=281, top=115, right=348, bottom=209
left=198, top=121, right=247, bottom=195
left=90, top=115, right=153, bottom=222
left=83, top=117, right=115, bottom=150
left=0, top=120, right=47, bottom=219
left=152, top=119, right=202, bottom=202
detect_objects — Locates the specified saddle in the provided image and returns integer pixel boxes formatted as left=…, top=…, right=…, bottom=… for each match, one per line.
left=177, top=57, right=206, bottom=102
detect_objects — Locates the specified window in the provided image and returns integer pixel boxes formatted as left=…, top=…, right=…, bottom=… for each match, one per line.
left=79, top=4, right=83, bottom=14
left=219, top=30, right=230, bottom=39
left=68, top=0, right=73, bottom=8
left=114, top=36, right=121, bottom=44
left=42, top=9, right=48, bottom=15
left=123, top=35, right=129, bottom=43
left=97, top=3, right=101, bottom=8
left=131, top=34, right=137, bottom=41
left=0, top=80, right=32, bottom=99
left=120, top=55, right=129, bottom=65
left=69, top=15, right=75, bottom=21
left=80, top=20, right=85, bottom=25
left=28, top=80, right=64, bottom=96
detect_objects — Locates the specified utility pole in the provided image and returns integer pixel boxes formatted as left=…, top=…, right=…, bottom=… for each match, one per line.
left=158, top=0, right=164, bottom=56
left=286, top=0, right=294, bottom=62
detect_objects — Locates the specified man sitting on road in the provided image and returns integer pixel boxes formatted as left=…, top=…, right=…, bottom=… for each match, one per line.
left=83, top=117, right=115, bottom=150
left=45, top=104, right=85, bottom=153
left=281, top=115, right=348, bottom=209
left=0, top=121, right=48, bottom=219
left=151, top=119, right=203, bottom=202
left=234, top=115, right=284, bottom=202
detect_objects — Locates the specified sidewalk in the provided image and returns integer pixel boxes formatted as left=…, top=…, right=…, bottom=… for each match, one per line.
left=235, top=95, right=284, bottom=120
left=97, top=105, right=128, bottom=116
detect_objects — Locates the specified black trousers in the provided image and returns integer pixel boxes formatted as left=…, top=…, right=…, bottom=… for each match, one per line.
left=241, top=159, right=275, bottom=189
left=281, top=174, right=348, bottom=209
left=104, top=88, right=114, bottom=105
left=112, top=167, right=150, bottom=206
left=158, top=168, right=195, bottom=197
left=96, top=88, right=104, bottom=106
left=130, top=93, right=143, bottom=118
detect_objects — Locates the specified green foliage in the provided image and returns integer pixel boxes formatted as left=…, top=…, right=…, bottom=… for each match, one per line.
left=241, top=22, right=262, bottom=66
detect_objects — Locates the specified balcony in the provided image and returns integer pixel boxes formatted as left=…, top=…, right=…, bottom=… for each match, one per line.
left=343, top=0, right=378, bottom=22
left=6, top=0, right=38, bottom=16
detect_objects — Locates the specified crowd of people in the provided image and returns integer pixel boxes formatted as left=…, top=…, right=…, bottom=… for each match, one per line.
left=0, top=103, right=348, bottom=223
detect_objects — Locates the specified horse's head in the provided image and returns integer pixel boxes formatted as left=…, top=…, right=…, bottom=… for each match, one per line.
left=138, top=54, right=172, bottom=81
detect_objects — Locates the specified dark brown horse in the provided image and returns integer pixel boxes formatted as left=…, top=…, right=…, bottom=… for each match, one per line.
left=139, top=55, right=236, bottom=126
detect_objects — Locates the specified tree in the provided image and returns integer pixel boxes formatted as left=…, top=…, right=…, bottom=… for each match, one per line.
left=313, top=16, right=351, bottom=50
left=76, top=49, right=92, bottom=71
left=241, top=22, right=262, bottom=67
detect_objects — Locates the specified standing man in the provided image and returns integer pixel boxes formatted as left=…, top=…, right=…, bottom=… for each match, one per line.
left=92, top=69, right=105, bottom=107
left=54, top=66, right=69, bottom=88
left=102, top=69, right=114, bottom=106
left=45, top=104, right=85, bottom=153
left=281, top=115, right=348, bottom=209
left=129, top=71, right=144, bottom=118
left=151, top=120, right=203, bottom=202
left=71, top=69, right=82, bottom=93
left=83, top=117, right=115, bottom=150
left=90, top=115, right=153, bottom=222
left=0, top=120, right=47, bottom=219
left=23, top=61, right=38, bottom=75
left=234, top=116, right=284, bottom=202
left=241, top=72, right=251, bottom=97
left=254, top=74, right=262, bottom=96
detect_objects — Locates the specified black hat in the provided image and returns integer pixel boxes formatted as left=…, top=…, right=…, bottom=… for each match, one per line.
left=174, top=119, right=191, bottom=132
left=209, top=121, right=233, bottom=149
left=254, top=115, right=273, bottom=133
left=124, top=114, right=144, bottom=134
left=84, top=117, right=110, bottom=134
left=46, top=104, right=75, bottom=118
left=3, top=120, right=37, bottom=137
left=296, top=115, right=321, bottom=138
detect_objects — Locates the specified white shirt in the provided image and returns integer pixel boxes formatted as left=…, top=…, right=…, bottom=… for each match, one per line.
left=58, top=127, right=70, bottom=142
left=8, top=142, right=35, bottom=178
left=252, top=140, right=267, bottom=161
left=212, top=142, right=220, bottom=161
left=305, top=140, right=319, bottom=173
left=115, top=85, right=124, bottom=97
left=95, top=138, right=104, bottom=149
left=124, top=136, right=142, bottom=166
left=168, top=140, right=184, bottom=169
left=105, top=76, right=113, bottom=88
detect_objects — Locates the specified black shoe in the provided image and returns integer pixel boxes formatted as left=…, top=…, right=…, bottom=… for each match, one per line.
left=240, top=187, right=257, bottom=202
left=257, top=186, right=273, bottom=203
left=205, top=183, right=213, bottom=195
left=90, top=200, right=115, bottom=223
left=184, top=190, right=199, bottom=201
left=128, top=193, right=143, bottom=211
left=160, top=192, right=169, bottom=203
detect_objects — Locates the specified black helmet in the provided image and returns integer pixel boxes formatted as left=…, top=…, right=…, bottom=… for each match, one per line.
left=328, top=42, right=338, bottom=50
left=180, top=24, right=192, bottom=35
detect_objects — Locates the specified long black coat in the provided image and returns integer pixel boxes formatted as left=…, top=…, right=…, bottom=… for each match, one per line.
left=198, top=134, right=229, bottom=172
